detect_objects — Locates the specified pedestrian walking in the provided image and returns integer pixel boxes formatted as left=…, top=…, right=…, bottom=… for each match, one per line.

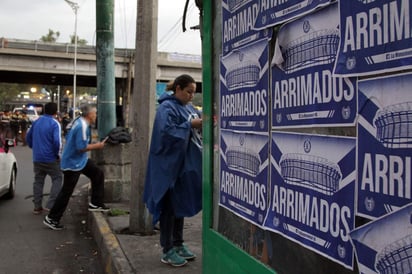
left=19, top=111, right=30, bottom=146
left=10, top=110, right=21, bottom=143
left=26, top=102, right=63, bottom=215
left=143, top=74, right=203, bottom=267
left=43, top=104, right=109, bottom=231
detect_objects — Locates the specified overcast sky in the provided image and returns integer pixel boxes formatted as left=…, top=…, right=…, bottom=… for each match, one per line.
left=0, top=0, right=202, bottom=55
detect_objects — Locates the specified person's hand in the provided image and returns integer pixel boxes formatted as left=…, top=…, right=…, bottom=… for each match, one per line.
left=96, top=141, right=105, bottom=149
left=191, top=118, right=202, bottom=129
left=91, top=137, right=108, bottom=150
left=98, top=137, right=109, bottom=149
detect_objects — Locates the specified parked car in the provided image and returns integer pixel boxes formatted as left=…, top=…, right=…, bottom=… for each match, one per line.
left=0, top=139, right=17, bottom=199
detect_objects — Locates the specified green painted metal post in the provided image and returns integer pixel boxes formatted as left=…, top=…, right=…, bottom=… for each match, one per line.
left=201, top=1, right=275, bottom=273
left=96, top=0, right=116, bottom=138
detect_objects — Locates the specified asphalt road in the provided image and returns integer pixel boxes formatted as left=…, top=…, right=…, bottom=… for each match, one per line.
left=0, top=145, right=104, bottom=274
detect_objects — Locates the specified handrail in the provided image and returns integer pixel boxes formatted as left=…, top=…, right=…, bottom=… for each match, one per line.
left=0, top=38, right=202, bottom=64
left=0, top=37, right=134, bottom=58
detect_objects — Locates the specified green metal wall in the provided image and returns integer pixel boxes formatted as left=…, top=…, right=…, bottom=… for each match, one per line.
left=201, top=1, right=358, bottom=273
left=201, top=0, right=275, bottom=273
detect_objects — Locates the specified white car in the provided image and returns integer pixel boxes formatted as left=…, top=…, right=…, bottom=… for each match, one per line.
left=13, top=107, right=39, bottom=122
left=0, top=140, right=17, bottom=199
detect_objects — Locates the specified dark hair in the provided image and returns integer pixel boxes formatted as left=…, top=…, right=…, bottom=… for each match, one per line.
left=166, top=74, right=195, bottom=92
left=44, top=102, right=58, bottom=115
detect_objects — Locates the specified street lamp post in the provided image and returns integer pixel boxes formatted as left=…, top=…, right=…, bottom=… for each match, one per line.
left=64, top=0, right=79, bottom=114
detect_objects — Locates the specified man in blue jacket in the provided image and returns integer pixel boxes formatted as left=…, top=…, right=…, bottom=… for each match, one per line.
left=26, top=102, right=62, bottom=214
left=43, top=104, right=109, bottom=231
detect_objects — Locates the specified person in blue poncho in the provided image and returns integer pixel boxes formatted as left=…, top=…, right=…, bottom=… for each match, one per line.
left=143, top=74, right=202, bottom=267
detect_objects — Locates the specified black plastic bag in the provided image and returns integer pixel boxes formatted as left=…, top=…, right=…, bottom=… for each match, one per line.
left=106, top=127, right=132, bottom=144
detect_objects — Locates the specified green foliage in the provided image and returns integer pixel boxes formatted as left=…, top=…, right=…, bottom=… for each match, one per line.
left=70, top=35, right=88, bottom=46
left=40, top=29, right=60, bottom=43
left=40, top=29, right=88, bottom=45
left=0, top=83, right=28, bottom=110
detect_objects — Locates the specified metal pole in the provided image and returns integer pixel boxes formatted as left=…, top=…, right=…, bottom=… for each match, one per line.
left=64, top=0, right=79, bottom=113
left=57, top=85, right=60, bottom=113
left=73, top=7, right=78, bottom=112
left=96, top=0, right=116, bottom=138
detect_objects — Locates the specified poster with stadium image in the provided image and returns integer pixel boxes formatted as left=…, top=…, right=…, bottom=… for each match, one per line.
left=334, top=0, right=412, bottom=77
left=219, top=129, right=269, bottom=226
left=350, top=203, right=412, bottom=274
left=357, top=72, right=412, bottom=219
left=271, top=3, right=357, bottom=128
left=254, top=0, right=331, bottom=30
left=221, top=0, right=272, bottom=54
left=220, top=38, right=270, bottom=132
left=264, top=131, right=356, bottom=269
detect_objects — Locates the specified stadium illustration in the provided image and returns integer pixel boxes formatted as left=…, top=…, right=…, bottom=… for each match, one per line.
left=279, top=153, right=342, bottom=196
left=224, top=50, right=261, bottom=90
left=221, top=39, right=267, bottom=91
left=226, top=146, right=262, bottom=177
left=221, top=130, right=268, bottom=177
left=373, top=101, right=412, bottom=149
left=279, top=28, right=339, bottom=74
left=375, top=234, right=412, bottom=274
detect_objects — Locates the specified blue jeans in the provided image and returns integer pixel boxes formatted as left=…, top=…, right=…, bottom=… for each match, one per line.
left=159, top=190, right=184, bottom=253
left=33, top=161, right=63, bottom=209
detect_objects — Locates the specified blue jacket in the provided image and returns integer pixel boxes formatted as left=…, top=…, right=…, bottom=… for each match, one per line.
left=61, top=117, right=90, bottom=171
left=26, top=114, right=62, bottom=163
left=143, top=93, right=202, bottom=223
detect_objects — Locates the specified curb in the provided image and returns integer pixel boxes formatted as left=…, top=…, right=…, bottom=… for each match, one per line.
left=88, top=211, right=135, bottom=274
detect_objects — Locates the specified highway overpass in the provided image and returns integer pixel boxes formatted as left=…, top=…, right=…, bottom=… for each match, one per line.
left=0, top=38, right=202, bottom=88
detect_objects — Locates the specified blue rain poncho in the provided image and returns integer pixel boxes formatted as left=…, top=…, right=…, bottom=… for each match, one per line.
left=143, top=93, right=202, bottom=223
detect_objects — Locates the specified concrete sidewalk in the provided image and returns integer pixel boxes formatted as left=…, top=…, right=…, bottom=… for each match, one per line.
left=88, top=202, right=202, bottom=274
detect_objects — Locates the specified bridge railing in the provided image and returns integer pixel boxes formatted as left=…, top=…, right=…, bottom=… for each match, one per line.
left=0, top=37, right=134, bottom=58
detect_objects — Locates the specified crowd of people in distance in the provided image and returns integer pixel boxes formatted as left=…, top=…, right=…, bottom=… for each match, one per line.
left=0, top=109, right=30, bottom=146
left=0, top=107, right=74, bottom=146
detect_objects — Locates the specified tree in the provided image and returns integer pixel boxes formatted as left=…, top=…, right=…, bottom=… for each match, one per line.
left=70, top=35, right=88, bottom=46
left=40, top=29, right=60, bottom=43
left=0, top=83, right=29, bottom=110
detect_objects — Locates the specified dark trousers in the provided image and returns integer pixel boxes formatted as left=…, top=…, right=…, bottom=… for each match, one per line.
left=48, top=159, right=105, bottom=221
left=33, top=161, right=63, bottom=209
left=159, top=190, right=184, bottom=253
